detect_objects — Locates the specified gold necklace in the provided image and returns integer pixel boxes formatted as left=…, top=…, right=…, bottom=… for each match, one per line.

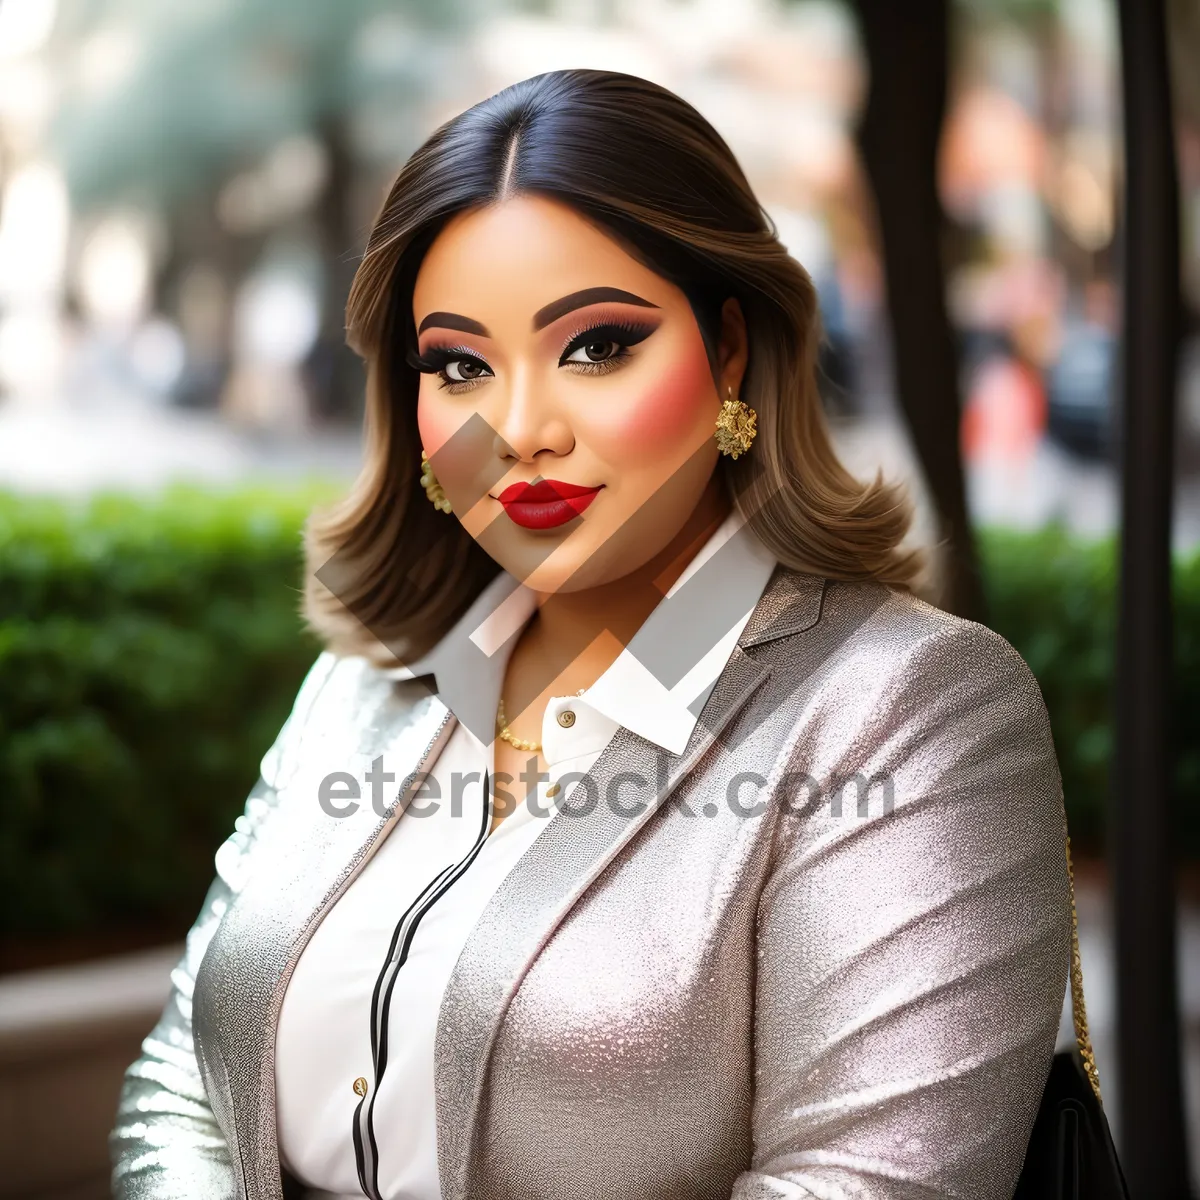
left=495, top=687, right=587, bottom=754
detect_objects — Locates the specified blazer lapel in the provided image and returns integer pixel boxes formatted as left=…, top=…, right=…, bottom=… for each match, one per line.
left=434, top=571, right=826, bottom=1200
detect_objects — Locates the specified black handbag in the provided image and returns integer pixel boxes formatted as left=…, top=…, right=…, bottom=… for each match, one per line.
left=1012, top=834, right=1132, bottom=1199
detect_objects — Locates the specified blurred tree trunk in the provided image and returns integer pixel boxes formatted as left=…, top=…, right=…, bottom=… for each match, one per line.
left=1111, top=0, right=1191, bottom=1191
left=307, top=115, right=365, bottom=423
left=158, top=190, right=262, bottom=410
left=852, top=0, right=986, bottom=620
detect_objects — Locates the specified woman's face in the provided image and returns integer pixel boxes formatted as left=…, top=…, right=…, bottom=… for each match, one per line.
left=411, top=193, right=746, bottom=594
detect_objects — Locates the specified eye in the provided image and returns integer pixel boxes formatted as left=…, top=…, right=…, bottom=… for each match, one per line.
left=563, top=339, right=622, bottom=365
left=406, top=344, right=494, bottom=393
left=443, top=356, right=490, bottom=382
left=558, top=318, right=657, bottom=376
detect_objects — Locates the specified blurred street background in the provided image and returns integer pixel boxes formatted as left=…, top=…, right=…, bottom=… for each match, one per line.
left=0, top=0, right=1198, bottom=1195
left=1, top=0, right=1199, bottom=537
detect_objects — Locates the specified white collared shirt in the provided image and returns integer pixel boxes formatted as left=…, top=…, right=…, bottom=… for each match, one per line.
left=274, top=509, right=778, bottom=1200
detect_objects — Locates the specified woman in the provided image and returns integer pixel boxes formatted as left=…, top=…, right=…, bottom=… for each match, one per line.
left=111, top=69, right=1071, bottom=1200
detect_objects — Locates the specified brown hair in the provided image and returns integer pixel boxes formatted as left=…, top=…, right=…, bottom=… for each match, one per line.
left=304, top=68, right=922, bottom=665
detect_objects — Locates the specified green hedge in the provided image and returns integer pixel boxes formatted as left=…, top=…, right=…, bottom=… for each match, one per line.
left=979, top=527, right=1200, bottom=855
left=0, top=488, right=1197, bottom=940
left=0, top=485, right=328, bottom=938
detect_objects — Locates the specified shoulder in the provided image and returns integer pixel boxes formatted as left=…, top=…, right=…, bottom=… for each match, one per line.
left=758, top=572, right=1054, bottom=761
left=763, top=577, right=1068, bottom=898
left=804, top=573, right=1045, bottom=707
left=259, top=649, right=416, bottom=790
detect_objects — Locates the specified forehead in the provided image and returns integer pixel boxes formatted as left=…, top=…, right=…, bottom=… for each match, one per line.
left=411, top=194, right=678, bottom=318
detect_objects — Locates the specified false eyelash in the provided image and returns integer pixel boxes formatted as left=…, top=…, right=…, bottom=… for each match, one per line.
left=558, top=318, right=657, bottom=363
left=402, top=318, right=658, bottom=383
left=405, top=343, right=491, bottom=375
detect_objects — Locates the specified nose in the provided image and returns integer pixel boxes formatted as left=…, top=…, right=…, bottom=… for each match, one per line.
left=491, top=369, right=574, bottom=463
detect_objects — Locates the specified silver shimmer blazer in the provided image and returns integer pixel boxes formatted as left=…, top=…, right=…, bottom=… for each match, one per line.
left=110, top=570, right=1073, bottom=1200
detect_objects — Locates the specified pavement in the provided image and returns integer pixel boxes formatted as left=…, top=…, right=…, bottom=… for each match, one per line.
left=4, top=394, right=1200, bottom=549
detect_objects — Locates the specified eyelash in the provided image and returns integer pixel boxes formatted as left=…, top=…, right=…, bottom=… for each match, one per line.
left=405, top=318, right=657, bottom=394
left=405, top=343, right=490, bottom=394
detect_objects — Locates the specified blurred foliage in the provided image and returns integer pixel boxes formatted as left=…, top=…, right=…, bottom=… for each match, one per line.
left=0, top=491, right=1197, bottom=942
left=0, top=483, right=334, bottom=937
left=48, top=0, right=477, bottom=207
left=979, top=526, right=1200, bottom=855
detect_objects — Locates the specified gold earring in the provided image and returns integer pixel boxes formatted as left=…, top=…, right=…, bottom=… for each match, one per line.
left=420, top=449, right=452, bottom=513
left=715, top=387, right=757, bottom=459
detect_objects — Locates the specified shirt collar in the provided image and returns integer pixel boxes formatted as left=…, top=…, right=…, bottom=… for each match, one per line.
left=381, top=507, right=778, bottom=756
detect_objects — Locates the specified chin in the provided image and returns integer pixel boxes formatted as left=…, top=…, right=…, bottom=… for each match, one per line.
left=491, top=537, right=609, bottom=595
left=507, top=557, right=590, bottom=596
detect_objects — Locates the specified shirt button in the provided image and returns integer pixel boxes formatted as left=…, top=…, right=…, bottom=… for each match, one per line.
left=353, top=1077, right=369, bottom=1097
left=547, top=782, right=561, bottom=798
left=557, top=709, right=576, bottom=728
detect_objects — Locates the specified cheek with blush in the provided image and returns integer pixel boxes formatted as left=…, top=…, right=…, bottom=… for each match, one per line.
left=416, top=396, right=500, bottom=513
left=583, top=341, right=716, bottom=465
left=415, top=397, right=462, bottom=458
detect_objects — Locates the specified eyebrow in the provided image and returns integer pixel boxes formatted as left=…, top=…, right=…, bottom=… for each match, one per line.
left=415, top=287, right=660, bottom=338
left=416, top=311, right=489, bottom=337
left=532, top=286, right=659, bottom=330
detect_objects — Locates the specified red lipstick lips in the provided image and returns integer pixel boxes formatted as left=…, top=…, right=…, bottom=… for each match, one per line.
left=496, top=479, right=602, bottom=530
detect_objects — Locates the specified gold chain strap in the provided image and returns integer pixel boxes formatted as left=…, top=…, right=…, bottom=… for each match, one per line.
left=1064, top=832, right=1104, bottom=1104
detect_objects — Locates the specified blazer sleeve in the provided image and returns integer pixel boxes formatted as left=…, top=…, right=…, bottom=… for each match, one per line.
left=732, top=621, right=1073, bottom=1200
left=109, top=652, right=337, bottom=1200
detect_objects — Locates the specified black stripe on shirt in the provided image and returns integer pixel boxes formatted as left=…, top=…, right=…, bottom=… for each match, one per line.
left=354, top=770, right=494, bottom=1199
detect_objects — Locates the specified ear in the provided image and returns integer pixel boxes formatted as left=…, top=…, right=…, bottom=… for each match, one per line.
left=716, top=296, right=749, bottom=399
